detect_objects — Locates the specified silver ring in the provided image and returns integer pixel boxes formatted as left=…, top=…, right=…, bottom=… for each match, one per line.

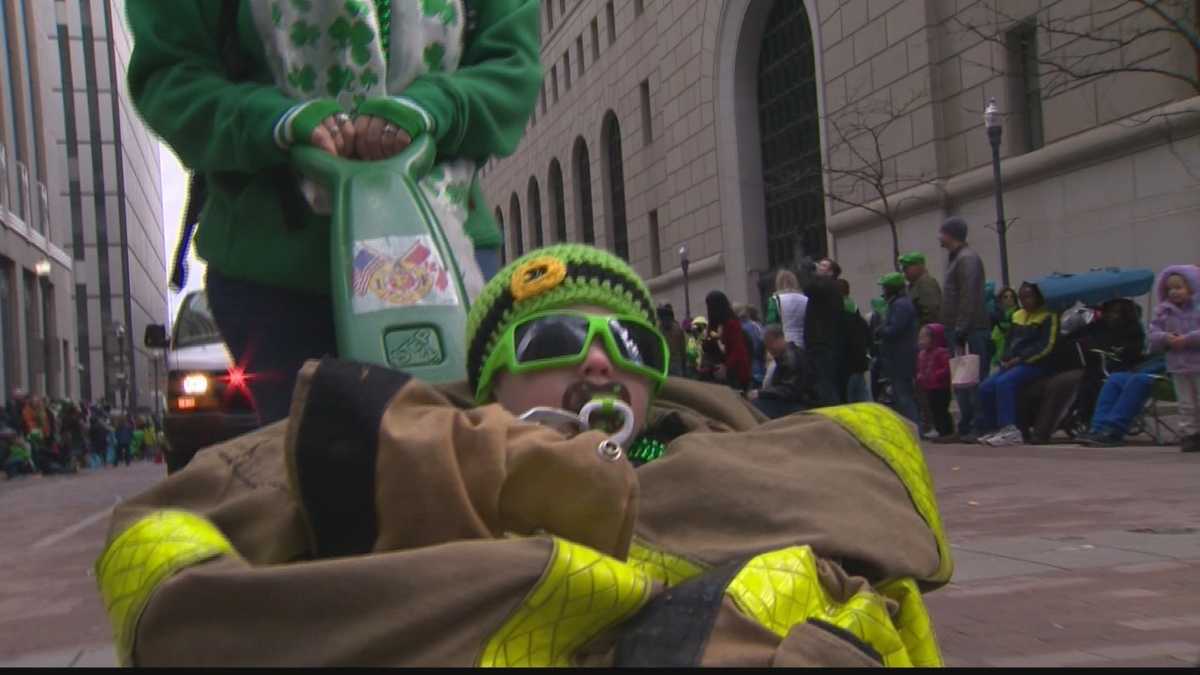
left=382, top=124, right=399, bottom=137
left=597, top=439, right=623, bottom=462
left=334, top=113, right=351, bottom=125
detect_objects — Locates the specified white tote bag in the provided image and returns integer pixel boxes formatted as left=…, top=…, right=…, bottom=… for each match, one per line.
left=950, top=345, right=981, bottom=389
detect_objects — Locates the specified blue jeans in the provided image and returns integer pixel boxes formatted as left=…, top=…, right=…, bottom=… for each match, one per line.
left=976, top=364, right=1047, bottom=433
left=475, top=248, right=501, bottom=282
left=951, top=328, right=993, bottom=435
left=207, top=268, right=338, bottom=426
left=886, top=370, right=920, bottom=424
left=1090, top=371, right=1155, bottom=438
left=846, top=372, right=871, bottom=403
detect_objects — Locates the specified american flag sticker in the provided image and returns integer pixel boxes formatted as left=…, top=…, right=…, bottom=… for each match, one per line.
left=349, top=236, right=461, bottom=315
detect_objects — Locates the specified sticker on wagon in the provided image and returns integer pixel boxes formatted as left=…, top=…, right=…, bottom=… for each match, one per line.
left=351, top=236, right=460, bottom=314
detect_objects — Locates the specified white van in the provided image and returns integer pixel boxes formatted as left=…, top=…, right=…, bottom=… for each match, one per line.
left=145, top=290, right=259, bottom=473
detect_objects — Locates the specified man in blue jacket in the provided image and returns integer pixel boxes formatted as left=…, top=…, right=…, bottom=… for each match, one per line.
left=878, top=273, right=920, bottom=424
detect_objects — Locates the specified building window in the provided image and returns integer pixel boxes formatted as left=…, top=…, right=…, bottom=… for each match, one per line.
left=0, top=263, right=11, bottom=394
left=606, top=2, right=616, bottom=46
left=495, top=207, right=506, bottom=264
left=640, top=80, right=653, bottom=145
left=549, top=159, right=567, bottom=243
left=648, top=210, right=661, bottom=276
left=1007, top=19, right=1044, bottom=152
left=757, top=0, right=825, bottom=268
left=528, top=177, right=544, bottom=248
left=576, top=35, right=585, bottom=77
left=545, top=1, right=554, bottom=31
left=635, top=0, right=645, bottom=17
left=551, top=64, right=559, bottom=103
left=38, top=182, right=49, bottom=237
left=601, top=112, right=629, bottom=261
left=74, top=282, right=90, bottom=400
left=16, top=163, right=29, bottom=222
left=2, top=8, right=30, bottom=221
left=591, top=18, right=600, bottom=60
left=0, top=144, right=8, bottom=211
left=540, top=85, right=547, bottom=115
left=559, top=0, right=566, bottom=17
left=24, top=270, right=38, bottom=392
left=573, top=137, right=596, bottom=245
left=564, top=51, right=572, bottom=90
left=509, top=193, right=524, bottom=256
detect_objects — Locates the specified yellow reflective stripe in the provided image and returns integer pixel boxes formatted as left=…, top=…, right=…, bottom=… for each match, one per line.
left=725, top=546, right=913, bottom=667
left=812, top=403, right=953, bottom=584
left=626, top=537, right=708, bottom=587
left=879, top=578, right=945, bottom=668
left=479, top=537, right=653, bottom=667
left=94, top=510, right=235, bottom=666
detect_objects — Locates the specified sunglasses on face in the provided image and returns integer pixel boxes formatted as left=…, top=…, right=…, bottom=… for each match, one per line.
left=476, top=311, right=669, bottom=402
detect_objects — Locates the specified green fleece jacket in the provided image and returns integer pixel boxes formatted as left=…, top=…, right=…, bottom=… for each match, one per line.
left=126, top=0, right=540, bottom=294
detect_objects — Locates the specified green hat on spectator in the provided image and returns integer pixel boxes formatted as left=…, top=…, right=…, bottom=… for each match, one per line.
left=879, top=272, right=906, bottom=289
left=898, top=252, right=926, bottom=267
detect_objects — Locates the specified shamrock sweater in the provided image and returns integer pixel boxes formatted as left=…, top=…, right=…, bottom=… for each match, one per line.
left=126, top=0, right=540, bottom=295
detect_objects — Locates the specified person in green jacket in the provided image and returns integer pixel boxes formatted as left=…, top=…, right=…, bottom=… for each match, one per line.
left=126, top=0, right=541, bottom=425
left=990, top=287, right=1018, bottom=369
left=899, top=252, right=942, bottom=327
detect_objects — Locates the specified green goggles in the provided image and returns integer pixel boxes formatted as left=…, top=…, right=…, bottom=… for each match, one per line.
left=476, top=311, right=670, bottom=403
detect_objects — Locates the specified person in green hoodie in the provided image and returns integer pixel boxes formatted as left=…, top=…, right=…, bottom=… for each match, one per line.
left=126, top=0, right=541, bottom=425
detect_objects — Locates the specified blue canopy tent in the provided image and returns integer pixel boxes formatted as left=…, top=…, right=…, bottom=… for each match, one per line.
left=1026, top=268, right=1156, bottom=312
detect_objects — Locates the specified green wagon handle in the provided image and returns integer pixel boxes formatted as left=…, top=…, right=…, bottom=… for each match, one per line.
left=291, top=136, right=471, bottom=383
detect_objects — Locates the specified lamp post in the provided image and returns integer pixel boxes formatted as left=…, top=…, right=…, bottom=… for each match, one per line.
left=678, top=244, right=691, bottom=322
left=984, top=97, right=1010, bottom=288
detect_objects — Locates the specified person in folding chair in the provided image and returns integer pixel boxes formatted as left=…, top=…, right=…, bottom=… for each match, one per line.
left=94, top=245, right=952, bottom=667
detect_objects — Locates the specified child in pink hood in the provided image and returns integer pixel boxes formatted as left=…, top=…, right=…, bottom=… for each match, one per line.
left=917, top=323, right=954, bottom=439
left=1148, top=265, right=1200, bottom=452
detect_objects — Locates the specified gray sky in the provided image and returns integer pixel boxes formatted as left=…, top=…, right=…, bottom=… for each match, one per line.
left=159, top=143, right=205, bottom=323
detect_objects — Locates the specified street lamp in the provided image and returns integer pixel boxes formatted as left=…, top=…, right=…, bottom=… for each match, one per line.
left=34, top=259, right=51, bottom=277
left=984, top=97, right=1010, bottom=288
left=678, top=244, right=691, bottom=323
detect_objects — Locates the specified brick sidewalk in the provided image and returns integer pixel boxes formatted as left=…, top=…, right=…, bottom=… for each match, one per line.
left=923, top=441, right=1200, bottom=667
left=1, top=441, right=1198, bottom=667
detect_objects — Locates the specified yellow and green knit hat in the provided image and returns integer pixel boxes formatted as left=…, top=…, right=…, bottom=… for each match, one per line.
left=466, top=244, right=659, bottom=396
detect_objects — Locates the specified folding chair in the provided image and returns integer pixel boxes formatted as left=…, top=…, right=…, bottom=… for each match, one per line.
left=1131, top=375, right=1179, bottom=445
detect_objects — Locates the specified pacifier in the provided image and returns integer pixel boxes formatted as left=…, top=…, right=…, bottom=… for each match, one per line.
left=517, top=396, right=635, bottom=462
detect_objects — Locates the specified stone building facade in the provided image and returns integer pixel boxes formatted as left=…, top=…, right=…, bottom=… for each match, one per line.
left=1, top=0, right=169, bottom=408
left=481, top=0, right=1199, bottom=317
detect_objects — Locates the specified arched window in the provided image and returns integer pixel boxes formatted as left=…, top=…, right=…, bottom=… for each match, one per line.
left=573, top=137, right=596, bottom=245
left=494, top=207, right=506, bottom=264
left=509, top=193, right=524, bottom=257
left=757, top=1, right=825, bottom=267
left=548, top=159, right=567, bottom=243
left=601, top=112, right=629, bottom=260
left=527, top=177, right=544, bottom=248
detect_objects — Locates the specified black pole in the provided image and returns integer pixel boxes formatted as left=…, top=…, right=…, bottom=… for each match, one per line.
left=988, top=125, right=1010, bottom=288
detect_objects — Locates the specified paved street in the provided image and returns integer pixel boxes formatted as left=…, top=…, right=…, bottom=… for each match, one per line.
left=1, top=441, right=1198, bottom=667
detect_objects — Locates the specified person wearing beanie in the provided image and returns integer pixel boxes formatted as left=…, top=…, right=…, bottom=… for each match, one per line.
left=877, top=273, right=921, bottom=424
left=937, top=216, right=991, bottom=439
left=94, top=244, right=953, bottom=667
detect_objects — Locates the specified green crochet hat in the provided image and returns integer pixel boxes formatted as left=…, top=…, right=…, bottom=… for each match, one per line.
left=879, top=272, right=907, bottom=289
left=898, top=251, right=926, bottom=267
left=466, top=244, right=659, bottom=397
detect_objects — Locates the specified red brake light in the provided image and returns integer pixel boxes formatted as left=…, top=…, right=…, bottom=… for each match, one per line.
left=227, top=367, right=247, bottom=391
